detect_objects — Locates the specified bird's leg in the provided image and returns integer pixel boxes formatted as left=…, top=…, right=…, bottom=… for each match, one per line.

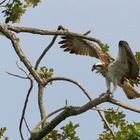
left=106, top=79, right=111, bottom=93
left=99, top=80, right=112, bottom=98
left=110, top=79, right=118, bottom=98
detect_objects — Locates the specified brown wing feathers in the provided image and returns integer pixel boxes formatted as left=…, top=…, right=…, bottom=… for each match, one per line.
left=59, top=36, right=110, bottom=63
left=59, top=36, right=98, bottom=57
left=59, top=37, right=140, bottom=99
left=119, top=41, right=139, bottom=80
left=122, top=80, right=140, bottom=99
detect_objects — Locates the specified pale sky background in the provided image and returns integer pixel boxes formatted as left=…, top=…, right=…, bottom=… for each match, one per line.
left=0, top=0, right=140, bottom=140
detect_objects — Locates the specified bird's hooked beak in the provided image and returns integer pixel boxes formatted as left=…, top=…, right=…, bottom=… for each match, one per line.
left=91, top=62, right=104, bottom=72
left=91, top=64, right=96, bottom=72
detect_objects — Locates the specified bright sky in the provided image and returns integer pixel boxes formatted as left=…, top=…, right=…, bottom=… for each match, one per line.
left=0, top=0, right=140, bottom=139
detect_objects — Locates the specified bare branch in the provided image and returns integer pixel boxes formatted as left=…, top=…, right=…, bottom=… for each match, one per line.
left=6, top=62, right=30, bottom=79
left=0, top=24, right=43, bottom=84
left=45, top=76, right=116, bottom=137
left=32, top=107, right=65, bottom=133
left=0, top=0, right=6, bottom=5
left=32, top=105, right=113, bottom=133
left=5, top=24, right=104, bottom=47
left=38, top=84, right=46, bottom=128
left=23, top=118, right=31, bottom=134
left=109, top=98, right=140, bottom=113
left=2, top=23, right=138, bottom=139
left=29, top=93, right=110, bottom=140
left=16, top=62, right=29, bottom=76
left=91, top=108, right=115, bottom=112
left=45, top=77, right=92, bottom=100
left=6, top=71, right=28, bottom=79
left=35, top=25, right=67, bottom=70
left=34, top=35, right=58, bottom=70
left=98, top=110, right=116, bottom=137
left=19, top=77, right=33, bottom=140
left=29, top=90, right=140, bottom=140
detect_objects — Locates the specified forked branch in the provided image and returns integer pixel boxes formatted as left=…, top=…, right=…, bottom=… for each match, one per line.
left=45, top=76, right=116, bottom=137
left=29, top=93, right=110, bottom=140
left=1, top=23, right=140, bottom=140
left=29, top=92, right=140, bottom=140
left=0, top=24, right=42, bottom=84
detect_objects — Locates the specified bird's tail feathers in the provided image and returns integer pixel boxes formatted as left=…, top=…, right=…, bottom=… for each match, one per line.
left=122, top=80, right=140, bottom=99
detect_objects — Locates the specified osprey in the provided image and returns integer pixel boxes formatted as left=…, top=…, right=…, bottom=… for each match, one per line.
left=59, top=36, right=140, bottom=99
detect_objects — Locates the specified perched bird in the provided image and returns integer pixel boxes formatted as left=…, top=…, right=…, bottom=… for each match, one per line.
left=59, top=36, right=140, bottom=99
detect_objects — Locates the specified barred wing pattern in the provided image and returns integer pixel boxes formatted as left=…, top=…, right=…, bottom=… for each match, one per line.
left=59, top=36, right=110, bottom=64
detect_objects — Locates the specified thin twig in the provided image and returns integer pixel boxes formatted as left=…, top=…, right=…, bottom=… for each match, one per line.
left=91, top=108, right=114, bottom=112
left=45, top=77, right=92, bottom=100
left=32, top=107, right=65, bottom=133
left=98, top=110, right=116, bottom=137
left=6, top=71, right=28, bottom=79
left=0, top=24, right=43, bottom=84
left=84, top=30, right=91, bottom=35
left=0, top=0, right=6, bottom=5
left=19, top=77, right=33, bottom=140
left=6, top=62, right=29, bottom=79
left=35, top=25, right=66, bottom=70
left=34, top=35, right=58, bottom=70
left=109, top=98, right=140, bottom=113
left=16, top=62, right=29, bottom=76
left=23, top=118, right=31, bottom=134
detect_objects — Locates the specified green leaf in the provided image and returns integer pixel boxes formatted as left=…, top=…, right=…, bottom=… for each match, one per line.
left=99, top=109, right=140, bottom=140
left=100, top=43, right=110, bottom=53
left=3, top=1, right=25, bottom=23
left=0, top=127, right=8, bottom=139
left=39, top=66, right=54, bottom=81
left=105, top=108, right=126, bottom=129
left=2, top=0, right=42, bottom=23
left=25, top=0, right=41, bottom=7
left=61, top=121, right=80, bottom=140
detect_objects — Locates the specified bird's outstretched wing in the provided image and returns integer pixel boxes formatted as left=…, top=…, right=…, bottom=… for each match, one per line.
left=119, top=41, right=139, bottom=80
left=118, top=41, right=140, bottom=99
left=59, top=36, right=110, bottom=64
left=122, top=80, right=140, bottom=99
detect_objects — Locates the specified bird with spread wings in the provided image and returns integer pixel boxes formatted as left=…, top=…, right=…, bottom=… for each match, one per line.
left=59, top=36, right=140, bottom=99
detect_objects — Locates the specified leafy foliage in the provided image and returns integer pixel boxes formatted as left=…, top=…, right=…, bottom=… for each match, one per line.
left=100, top=43, right=110, bottom=53
left=99, top=108, right=140, bottom=140
left=45, top=122, right=79, bottom=140
left=1, top=0, right=41, bottom=23
left=39, top=66, right=54, bottom=80
left=0, top=127, right=9, bottom=140
left=61, top=121, right=80, bottom=140
left=31, top=121, right=79, bottom=140
left=3, top=0, right=25, bottom=23
left=25, top=0, right=41, bottom=7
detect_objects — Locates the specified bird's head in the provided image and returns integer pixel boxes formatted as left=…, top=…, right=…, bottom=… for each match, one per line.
left=91, top=62, right=104, bottom=72
left=91, top=62, right=107, bottom=77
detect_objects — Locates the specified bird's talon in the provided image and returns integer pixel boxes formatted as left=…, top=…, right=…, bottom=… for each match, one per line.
left=109, top=93, right=114, bottom=99
left=99, top=92, right=106, bottom=97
